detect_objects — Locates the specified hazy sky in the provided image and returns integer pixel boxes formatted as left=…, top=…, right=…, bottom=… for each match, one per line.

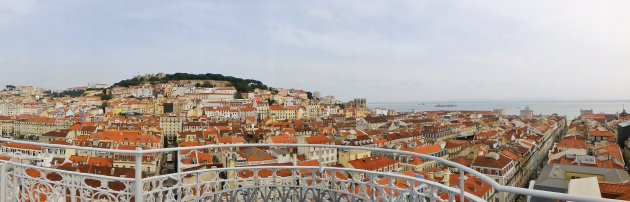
left=1, top=1, right=629, bottom=102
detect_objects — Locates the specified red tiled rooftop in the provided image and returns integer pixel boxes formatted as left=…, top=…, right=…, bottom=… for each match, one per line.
left=348, top=155, right=398, bottom=171
left=402, top=144, right=442, bottom=155
left=592, top=130, right=615, bottom=137
left=471, top=153, right=512, bottom=169
left=305, top=136, right=333, bottom=144
left=218, top=136, right=245, bottom=144
left=2, top=142, right=42, bottom=151
left=599, top=182, right=630, bottom=200
left=558, top=138, right=587, bottom=149
left=268, top=134, right=297, bottom=144
left=237, top=147, right=276, bottom=162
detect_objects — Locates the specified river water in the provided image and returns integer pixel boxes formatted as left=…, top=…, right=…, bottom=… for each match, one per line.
left=370, top=100, right=630, bottom=119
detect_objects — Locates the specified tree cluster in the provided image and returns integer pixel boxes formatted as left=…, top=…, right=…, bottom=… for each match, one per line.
left=112, top=73, right=269, bottom=93
left=50, top=90, right=85, bottom=98
left=99, top=94, right=113, bottom=100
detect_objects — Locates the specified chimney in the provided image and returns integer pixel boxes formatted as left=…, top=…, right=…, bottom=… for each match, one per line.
left=292, top=153, right=298, bottom=166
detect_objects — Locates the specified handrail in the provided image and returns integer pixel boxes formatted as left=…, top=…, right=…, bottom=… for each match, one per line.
left=143, top=165, right=485, bottom=201
left=0, top=138, right=625, bottom=202
left=204, top=185, right=376, bottom=202
left=0, top=159, right=134, bottom=182
left=0, top=138, right=127, bottom=154
left=147, top=165, right=481, bottom=198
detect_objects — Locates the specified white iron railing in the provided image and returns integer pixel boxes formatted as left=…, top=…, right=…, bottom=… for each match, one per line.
left=0, top=138, right=625, bottom=202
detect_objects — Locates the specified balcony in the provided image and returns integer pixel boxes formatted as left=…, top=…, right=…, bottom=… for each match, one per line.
left=0, top=138, right=623, bottom=202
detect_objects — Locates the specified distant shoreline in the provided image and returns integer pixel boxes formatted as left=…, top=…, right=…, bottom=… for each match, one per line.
left=369, top=100, right=630, bottom=119
left=370, top=99, right=630, bottom=104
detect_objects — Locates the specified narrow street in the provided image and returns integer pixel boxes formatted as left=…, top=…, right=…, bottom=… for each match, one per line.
left=514, top=117, right=568, bottom=202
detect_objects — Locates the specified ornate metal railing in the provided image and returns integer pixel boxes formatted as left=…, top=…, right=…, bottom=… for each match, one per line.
left=0, top=138, right=625, bottom=202
left=3, top=162, right=135, bottom=201
left=140, top=166, right=480, bottom=202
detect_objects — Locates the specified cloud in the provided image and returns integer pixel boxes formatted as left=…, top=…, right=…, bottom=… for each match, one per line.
left=0, top=1, right=629, bottom=101
left=307, top=7, right=338, bottom=22
left=0, top=0, right=39, bottom=25
left=0, top=0, right=38, bottom=14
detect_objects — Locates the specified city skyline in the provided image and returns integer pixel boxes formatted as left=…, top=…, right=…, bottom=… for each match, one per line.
left=1, top=1, right=630, bottom=102
left=1, top=1, right=630, bottom=201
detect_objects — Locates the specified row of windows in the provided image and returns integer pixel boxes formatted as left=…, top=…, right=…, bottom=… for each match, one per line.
left=114, top=155, right=158, bottom=162
left=2, top=148, right=40, bottom=156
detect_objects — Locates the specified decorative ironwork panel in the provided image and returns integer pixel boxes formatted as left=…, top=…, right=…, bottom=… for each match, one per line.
left=6, top=163, right=134, bottom=202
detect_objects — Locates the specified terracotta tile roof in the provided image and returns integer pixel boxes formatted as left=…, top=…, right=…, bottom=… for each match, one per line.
left=269, top=105, right=286, bottom=111
left=281, top=128, right=296, bottom=135
left=403, top=144, right=442, bottom=155
left=450, top=156, right=473, bottom=167
left=298, top=159, right=320, bottom=167
left=364, top=116, right=388, bottom=123
left=475, top=131, right=499, bottom=139
left=178, top=131, right=203, bottom=139
left=599, top=182, right=630, bottom=200
left=2, top=142, right=42, bottom=151
left=91, top=130, right=161, bottom=146
left=305, top=136, right=333, bottom=144
left=407, top=156, right=424, bottom=165
left=500, top=150, right=521, bottom=161
left=49, top=140, right=72, bottom=145
left=297, top=160, right=320, bottom=175
left=373, top=139, right=388, bottom=146
left=179, top=141, right=202, bottom=147
left=268, top=134, right=297, bottom=144
left=0, top=155, right=11, bottom=161
left=0, top=116, right=15, bottom=121
left=181, top=150, right=213, bottom=165
left=441, top=174, right=493, bottom=202
left=86, top=157, right=114, bottom=167
left=237, top=147, right=276, bottom=162
left=68, top=123, right=83, bottom=131
left=558, top=137, right=587, bottom=149
left=595, top=143, right=624, bottom=161
left=218, top=136, right=245, bottom=144
left=116, top=145, right=137, bottom=150
left=348, top=156, right=398, bottom=171
left=471, top=153, right=512, bottom=170
left=66, top=155, right=114, bottom=167
left=592, top=130, right=615, bottom=137
left=42, top=130, right=69, bottom=137
left=445, top=139, right=469, bottom=149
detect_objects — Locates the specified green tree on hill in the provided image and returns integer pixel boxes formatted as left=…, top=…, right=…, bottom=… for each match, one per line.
left=112, top=73, right=268, bottom=93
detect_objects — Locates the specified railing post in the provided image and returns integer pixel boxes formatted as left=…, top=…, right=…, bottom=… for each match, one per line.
left=460, top=171, right=465, bottom=202
left=176, top=150, right=181, bottom=173
left=0, top=162, right=7, bottom=202
left=135, top=147, right=143, bottom=202
left=12, top=163, right=17, bottom=202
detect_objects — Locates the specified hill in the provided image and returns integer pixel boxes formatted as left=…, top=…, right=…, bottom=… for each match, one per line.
left=112, top=73, right=269, bottom=93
